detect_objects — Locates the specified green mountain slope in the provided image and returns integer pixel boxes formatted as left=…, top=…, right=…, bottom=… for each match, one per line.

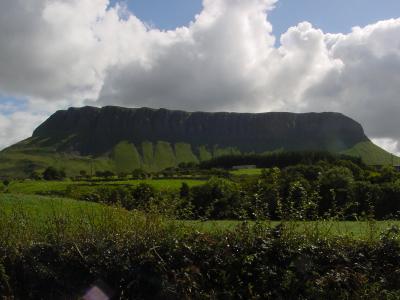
left=0, top=106, right=398, bottom=178
left=341, top=141, right=400, bottom=165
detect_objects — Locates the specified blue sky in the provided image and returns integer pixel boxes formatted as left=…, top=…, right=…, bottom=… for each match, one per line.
left=1, top=0, right=400, bottom=153
left=112, top=0, right=400, bottom=36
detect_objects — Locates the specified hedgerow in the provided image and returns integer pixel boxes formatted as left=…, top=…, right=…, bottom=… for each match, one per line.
left=0, top=212, right=399, bottom=299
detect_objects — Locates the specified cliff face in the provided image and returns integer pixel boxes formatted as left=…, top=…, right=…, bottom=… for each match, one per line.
left=32, top=106, right=368, bottom=156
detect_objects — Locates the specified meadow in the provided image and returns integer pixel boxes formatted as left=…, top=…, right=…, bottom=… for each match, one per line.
left=229, top=168, right=263, bottom=176
left=1, top=193, right=399, bottom=240
left=6, top=178, right=205, bottom=195
left=1, top=193, right=399, bottom=298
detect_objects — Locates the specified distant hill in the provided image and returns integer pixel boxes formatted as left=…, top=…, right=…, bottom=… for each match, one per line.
left=0, top=106, right=398, bottom=177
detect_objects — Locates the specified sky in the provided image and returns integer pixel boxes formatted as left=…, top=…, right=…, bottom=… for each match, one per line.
left=0, top=0, right=400, bottom=154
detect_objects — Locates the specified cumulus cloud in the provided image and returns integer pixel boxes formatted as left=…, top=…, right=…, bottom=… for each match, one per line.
left=0, top=111, right=47, bottom=149
left=0, top=0, right=400, bottom=154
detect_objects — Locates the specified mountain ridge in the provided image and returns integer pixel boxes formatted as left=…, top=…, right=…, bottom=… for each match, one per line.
left=0, top=106, right=397, bottom=177
left=32, top=106, right=368, bottom=155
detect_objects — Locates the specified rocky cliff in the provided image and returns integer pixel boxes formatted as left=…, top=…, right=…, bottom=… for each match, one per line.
left=3, top=106, right=392, bottom=177
left=33, top=106, right=368, bottom=155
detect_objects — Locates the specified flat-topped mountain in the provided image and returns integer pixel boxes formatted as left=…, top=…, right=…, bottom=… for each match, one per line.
left=34, top=106, right=367, bottom=154
left=0, top=106, right=397, bottom=177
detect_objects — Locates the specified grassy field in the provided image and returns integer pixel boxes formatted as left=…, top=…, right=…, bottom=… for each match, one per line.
left=342, top=140, right=400, bottom=165
left=6, top=178, right=206, bottom=195
left=184, top=220, right=400, bottom=239
left=1, top=194, right=399, bottom=240
left=230, top=168, right=263, bottom=176
left=1, top=194, right=398, bottom=299
left=0, top=193, right=106, bottom=216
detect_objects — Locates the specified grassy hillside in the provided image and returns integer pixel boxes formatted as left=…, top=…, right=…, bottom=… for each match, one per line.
left=341, top=141, right=400, bottom=165
left=111, top=141, right=141, bottom=172
left=175, top=143, right=199, bottom=165
left=1, top=138, right=399, bottom=178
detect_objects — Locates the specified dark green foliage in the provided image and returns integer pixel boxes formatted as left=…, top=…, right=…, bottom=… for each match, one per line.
left=318, top=167, right=355, bottom=217
left=179, top=182, right=190, bottom=199
left=190, top=177, right=244, bottom=219
left=1, top=223, right=399, bottom=299
left=95, top=170, right=115, bottom=179
left=29, top=171, right=42, bottom=180
left=132, top=168, right=148, bottom=179
left=42, top=167, right=66, bottom=181
left=374, top=166, right=400, bottom=183
left=376, top=182, right=400, bottom=219
left=200, top=152, right=365, bottom=169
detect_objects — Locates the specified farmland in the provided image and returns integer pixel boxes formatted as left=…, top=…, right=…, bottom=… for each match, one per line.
left=1, top=194, right=399, bottom=240
left=6, top=178, right=206, bottom=195
left=1, top=193, right=400, bottom=298
left=1, top=152, right=400, bottom=298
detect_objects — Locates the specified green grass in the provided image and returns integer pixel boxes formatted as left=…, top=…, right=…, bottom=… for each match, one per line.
left=213, top=146, right=241, bottom=157
left=0, top=140, right=113, bottom=177
left=197, top=145, right=212, bottom=161
left=342, top=140, right=400, bottom=165
left=174, top=143, right=199, bottom=164
left=182, top=220, right=400, bottom=239
left=1, top=194, right=399, bottom=241
left=0, top=193, right=106, bottom=215
left=112, top=141, right=141, bottom=172
left=7, top=178, right=206, bottom=195
left=154, top=141, right=176, bottom=171
left=230, top=168, right=263, bottom=176
left=2, top=137, right=400, bottom=178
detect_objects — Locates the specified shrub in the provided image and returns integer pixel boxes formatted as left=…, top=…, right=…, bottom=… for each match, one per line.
left=190, top=177, right=243, bottom=219
left=42, top=167, right=66, bottom=181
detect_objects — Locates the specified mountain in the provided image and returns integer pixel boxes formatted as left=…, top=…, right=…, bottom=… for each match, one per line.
left=0, top=106, right=397, bottom=177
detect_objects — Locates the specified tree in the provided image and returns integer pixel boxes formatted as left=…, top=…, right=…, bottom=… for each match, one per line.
left=42, top=167, right=66, bottom=181
left=318, top=166, right=354, bottom=217
left=191, top=177, right=242, bottom=219
left=180, top=182, right=190, bottom=198
left=132, top=169, right=147, bottom=180
left=29, top=171, right=41, bottom=180
left=256, top=167, right=282, bottom=219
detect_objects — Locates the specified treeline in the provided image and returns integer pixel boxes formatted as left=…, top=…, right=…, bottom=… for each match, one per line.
left=200, top=151, right=365, bottom=169
left=66, top=160, right=400, bottom=220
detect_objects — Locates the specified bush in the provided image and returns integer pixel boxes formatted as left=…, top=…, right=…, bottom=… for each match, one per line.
left=190, top=177, right=244, bottom=219
left=42, top=167, right=66, bottom=181
left=1, top=220, right=399, bottom=299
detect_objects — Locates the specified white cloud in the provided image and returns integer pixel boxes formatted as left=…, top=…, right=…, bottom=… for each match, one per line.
left=0, top=0, right=400, bottom=154
left=372, top=138, right=400, bottom=156
left=0, top=111, right=47, bottom=149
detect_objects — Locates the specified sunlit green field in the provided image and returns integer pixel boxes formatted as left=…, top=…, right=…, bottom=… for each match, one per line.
left=6, top=178, right=206, bottom=195
left=230, top=168, right=263, bottom=176
left=1, top=194, right=398, bottom=240
left=183, top=220, right=400, bottom=239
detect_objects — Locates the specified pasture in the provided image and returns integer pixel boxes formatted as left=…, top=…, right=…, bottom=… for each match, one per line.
left=6, top=178, right=206, bottom=195
left=1, top=194, right=399, bottom=241
left=230, top=168, right=263, bottom=176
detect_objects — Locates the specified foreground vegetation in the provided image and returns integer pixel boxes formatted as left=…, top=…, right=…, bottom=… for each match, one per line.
left=2, top=152, right=400, bottom=298
left=0, top=194, right=399, bottom=299
left=2, top=152, right=400, bottom=222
